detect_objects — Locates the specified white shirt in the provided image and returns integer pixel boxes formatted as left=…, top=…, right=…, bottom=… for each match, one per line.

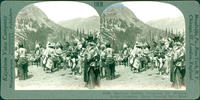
left=17, top=48, right=27, bottom=58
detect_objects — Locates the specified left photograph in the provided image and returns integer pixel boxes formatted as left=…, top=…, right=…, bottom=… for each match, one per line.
left=14, top=1, right=100, bottom=90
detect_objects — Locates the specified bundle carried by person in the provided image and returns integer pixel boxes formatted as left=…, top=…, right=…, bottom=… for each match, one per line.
left=86, top=36, right=100, bottom=70
left=87, top=46, right=100, bottom=69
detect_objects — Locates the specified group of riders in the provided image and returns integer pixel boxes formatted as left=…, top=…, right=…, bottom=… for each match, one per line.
left=15, top=34, right=185, bottom=89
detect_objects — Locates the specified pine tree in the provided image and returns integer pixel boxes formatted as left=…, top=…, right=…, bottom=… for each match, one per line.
left=171, top=28, right=173, bottom=34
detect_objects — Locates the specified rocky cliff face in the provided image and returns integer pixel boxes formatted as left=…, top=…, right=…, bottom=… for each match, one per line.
left=15, top=4, right=167, bottom=52
left=15, top=5, right=75, bottom=50
left=101, top=5, right=163, bottom=51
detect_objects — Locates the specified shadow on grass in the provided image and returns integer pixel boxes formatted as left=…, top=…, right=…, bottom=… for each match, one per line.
left=27, top=74, right=33, bottom=79
left=114, top=74, right=120, bottom=79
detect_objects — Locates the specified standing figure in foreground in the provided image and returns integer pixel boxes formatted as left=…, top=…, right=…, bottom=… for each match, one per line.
left=54, top=42, right=63, bottom=70
left=129, top=47, right=135, bottom=71
left=122, top=44, right=129, bottom=67
left=105, top=42, right=115, bottom=80
left=170, top=43, right=185, bottom=88
left=133, top=54, right=141, bottom=72
left=85, top=37, right=100, bottom=88
left=99, top=44, right=106, bottom=78
left=43, top=43, right=55, bottom=72
left=34, top=44, right=42, bottom=67
left=17, top=43, right=29, bottom=80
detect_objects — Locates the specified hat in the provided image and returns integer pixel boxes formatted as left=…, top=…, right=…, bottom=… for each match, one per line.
left=106, top=42, right=111, bottom=48
left=86, top=35, right=95, bottom=43
left=18, top=42, right=24, bottom=48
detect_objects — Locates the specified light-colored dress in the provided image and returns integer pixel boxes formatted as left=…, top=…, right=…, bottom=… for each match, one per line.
left=45, top=48, right=55, bottom=69
left=133, top=57, right=140, bottom=69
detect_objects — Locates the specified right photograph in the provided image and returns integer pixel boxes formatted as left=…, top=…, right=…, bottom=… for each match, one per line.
left=100, top=1, right=185, bottom=90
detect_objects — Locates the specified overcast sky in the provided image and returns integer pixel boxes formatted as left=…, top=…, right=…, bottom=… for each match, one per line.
left=34, top=1, right=183, bottom=23
left=122, top=1, right=183, bottom=22
left=34, top=1, right=99, bottom=23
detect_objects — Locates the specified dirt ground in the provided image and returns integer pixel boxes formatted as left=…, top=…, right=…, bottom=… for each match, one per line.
left=15, top=65, right=185, bottom=90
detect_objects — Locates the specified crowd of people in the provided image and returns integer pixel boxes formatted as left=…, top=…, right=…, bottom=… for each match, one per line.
left=118, top=35, right=185, bottom=88
left=15, top=35, right=116, bottom=88
left=15, top=34, right=185, bottom=89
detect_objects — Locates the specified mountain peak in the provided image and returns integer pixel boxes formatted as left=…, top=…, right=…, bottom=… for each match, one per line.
left=17, top=5, right=48, bottom=21
left=102, top=6, right=137, bottom=23
left=15, top=5, right=75, bottom=50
